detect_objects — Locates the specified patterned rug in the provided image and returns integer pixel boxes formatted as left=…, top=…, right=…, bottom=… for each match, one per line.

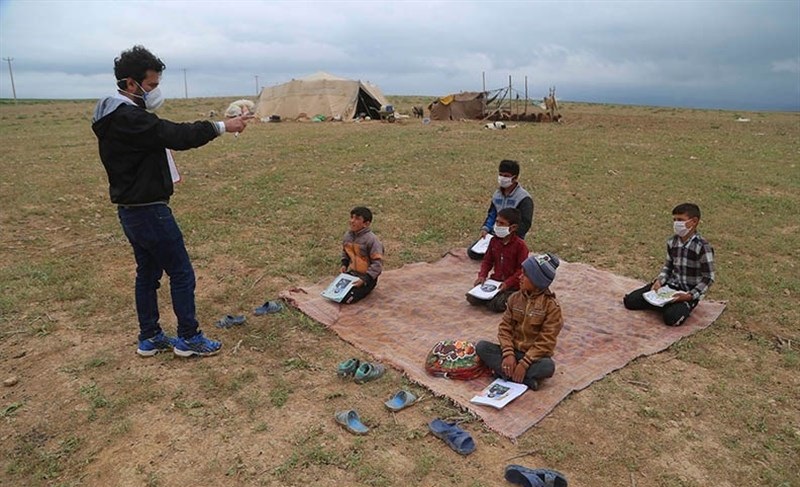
left=281, top=249, right=726, bottom=438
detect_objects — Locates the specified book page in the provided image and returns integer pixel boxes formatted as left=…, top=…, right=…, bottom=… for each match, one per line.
left=467, top=279, right=503, bottom=300
left=470, top=378, right=528, bottom=409
left=643, top=285, right=680, bottom=307
left=166, top=149, right=181, bottom=183
left=470, top=234, right=493, bottom=254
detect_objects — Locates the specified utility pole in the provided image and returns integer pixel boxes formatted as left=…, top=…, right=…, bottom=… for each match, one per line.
left=182, top=68, right=188, bottom=99
left=3, top=57, right=17, bottom=103
left=254, top=75, right=259, bottom=96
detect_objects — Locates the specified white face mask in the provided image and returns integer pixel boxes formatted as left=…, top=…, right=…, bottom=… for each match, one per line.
left=498, top=175, right=514, bottom=189
left=141, top=85, right=164, bottom=110
left=673, top=220, right=690, bottom=237
left=493, top=224, right=511, bottom=238
left=119, top=79, right=165, bottom=111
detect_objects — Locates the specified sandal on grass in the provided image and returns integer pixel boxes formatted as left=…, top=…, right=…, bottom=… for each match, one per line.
left=215, top=314, right=246, bottom=329
left=504, top=464, right=568, bottom=487
left=334, top=409, right=369, bottom=435
left=384, top=390, right=417, bottom=412
left=337, top=358, right=360, bottom=378
left=254, top=300, right=283, bottom=316
left=354, top=362, right=385, bottom=384
left=428, top=418, right=475, bottom=455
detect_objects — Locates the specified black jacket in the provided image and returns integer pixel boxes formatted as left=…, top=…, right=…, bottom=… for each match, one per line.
left=91, top=97, right=219, bottom=205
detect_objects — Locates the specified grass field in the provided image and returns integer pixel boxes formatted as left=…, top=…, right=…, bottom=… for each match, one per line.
left=0, top=96, right=798, bottom=487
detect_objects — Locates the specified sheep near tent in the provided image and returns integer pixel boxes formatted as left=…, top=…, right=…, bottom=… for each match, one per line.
left=253, top=71, right=389, bottom=121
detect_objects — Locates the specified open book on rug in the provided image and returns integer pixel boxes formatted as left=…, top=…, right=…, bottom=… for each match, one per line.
left=470, top=378, right=528, bottom=409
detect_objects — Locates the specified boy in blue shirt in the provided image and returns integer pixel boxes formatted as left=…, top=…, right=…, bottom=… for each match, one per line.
left=467, top=159, right=534, bottom=260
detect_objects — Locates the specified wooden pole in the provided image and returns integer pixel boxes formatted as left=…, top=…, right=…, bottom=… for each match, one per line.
left=508, top=75, right=512, bottom=116
left=524, top=76, right=528, bottom=114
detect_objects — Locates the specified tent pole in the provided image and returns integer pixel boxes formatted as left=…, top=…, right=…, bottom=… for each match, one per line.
left=508, top=75, right=512, bottom=117
left=482, top=71, right=486, bottom=117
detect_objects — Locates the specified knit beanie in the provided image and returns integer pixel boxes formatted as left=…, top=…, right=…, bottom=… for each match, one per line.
left=521, top=253, right=560, bottom=289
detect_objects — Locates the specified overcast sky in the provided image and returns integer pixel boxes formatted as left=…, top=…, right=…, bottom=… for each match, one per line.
left=1, top=0, right=798, bottom=111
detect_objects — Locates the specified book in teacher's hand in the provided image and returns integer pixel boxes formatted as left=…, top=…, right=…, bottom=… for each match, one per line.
left=469, top=378, right=528, bottom=409
left=321, top=273, right=360, bottom=303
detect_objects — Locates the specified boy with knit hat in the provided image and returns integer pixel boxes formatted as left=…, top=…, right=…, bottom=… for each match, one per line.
left=476, top=253, right=564, bottom=390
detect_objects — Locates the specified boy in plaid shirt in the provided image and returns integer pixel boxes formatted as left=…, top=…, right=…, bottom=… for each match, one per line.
left=624, top=203, right=715, bottom=326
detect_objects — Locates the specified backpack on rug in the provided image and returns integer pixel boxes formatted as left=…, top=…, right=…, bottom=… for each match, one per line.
left=425, top=340, right=491, bottom=380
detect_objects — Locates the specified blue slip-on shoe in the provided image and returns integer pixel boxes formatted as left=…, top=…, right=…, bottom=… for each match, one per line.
left=215, top=314, right=246, bottom=329
left=428, top=419, right=476, bottom=455
left=334, top=409, right=369, bottom=435
left=505, top=465, right=568, bottom=487
left=137, top=331, right=178, bottom=357
left=354, top=362, right=385, bottom=384
left=254, top=300, right=284, bottom=316
left=173, top=331, right=222, bottom=357
left=384, top=390, right=417, bottom=412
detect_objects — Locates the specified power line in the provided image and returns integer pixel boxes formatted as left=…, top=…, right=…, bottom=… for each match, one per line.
left=3, top=57, right=17, bottom=102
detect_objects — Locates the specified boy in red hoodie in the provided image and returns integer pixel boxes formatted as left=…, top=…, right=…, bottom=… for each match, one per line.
left=466, top=208, right=529, bottom=312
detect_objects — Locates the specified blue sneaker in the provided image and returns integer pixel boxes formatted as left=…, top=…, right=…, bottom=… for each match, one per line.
left=137, top=331, right=178, bottom=357
left=173, top=331, right=222, bottom=357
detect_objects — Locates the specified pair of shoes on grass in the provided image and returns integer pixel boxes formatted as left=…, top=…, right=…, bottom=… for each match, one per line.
left=137, top=331, right=222, bottom=357
left=335, top=390, right=418, bottom=435
left=337, top=358, right=385, bottom=383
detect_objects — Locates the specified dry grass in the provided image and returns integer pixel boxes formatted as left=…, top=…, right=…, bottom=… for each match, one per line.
left=0, top=97, right=798, bottom=487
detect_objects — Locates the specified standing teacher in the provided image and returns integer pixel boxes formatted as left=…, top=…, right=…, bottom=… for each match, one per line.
left=92, top=45, right=250, bottom=358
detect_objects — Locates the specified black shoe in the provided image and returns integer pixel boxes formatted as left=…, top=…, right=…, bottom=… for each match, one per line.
left=524, top=377, right=540, bottom=391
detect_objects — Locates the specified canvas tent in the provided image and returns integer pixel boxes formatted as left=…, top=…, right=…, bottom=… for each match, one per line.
left=428, top=91, right=488, bottom=120
left=254, top=72, right=389, bottom=120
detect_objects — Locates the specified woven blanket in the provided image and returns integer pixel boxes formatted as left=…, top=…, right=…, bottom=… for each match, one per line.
left=280, top=249, right=726, bottom=438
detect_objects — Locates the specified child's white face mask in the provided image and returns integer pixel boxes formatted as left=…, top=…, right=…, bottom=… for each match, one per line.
left=497, top=176, right=514, bottom=188
left=493, top=224, right=511, bottom=238
left=673, top=220, right=690, bottom=237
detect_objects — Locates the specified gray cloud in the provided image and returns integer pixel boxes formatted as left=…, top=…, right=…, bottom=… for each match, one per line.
left=0, top=0, right=797, bottom=110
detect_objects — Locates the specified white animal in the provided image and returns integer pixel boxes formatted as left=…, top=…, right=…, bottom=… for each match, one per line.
left=225, top=99, right=255, bottom=118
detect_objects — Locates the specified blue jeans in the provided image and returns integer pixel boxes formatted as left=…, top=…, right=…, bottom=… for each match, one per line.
left=118, top=204, right=199, bottom=340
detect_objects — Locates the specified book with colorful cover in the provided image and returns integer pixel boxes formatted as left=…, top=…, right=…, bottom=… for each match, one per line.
left=469, top=378, right=528, bottom=409
left=643, top=285, right=680, bottom=307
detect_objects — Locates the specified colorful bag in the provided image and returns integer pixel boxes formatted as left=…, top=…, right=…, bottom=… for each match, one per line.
left=425, top=340, right=491, bottom=380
